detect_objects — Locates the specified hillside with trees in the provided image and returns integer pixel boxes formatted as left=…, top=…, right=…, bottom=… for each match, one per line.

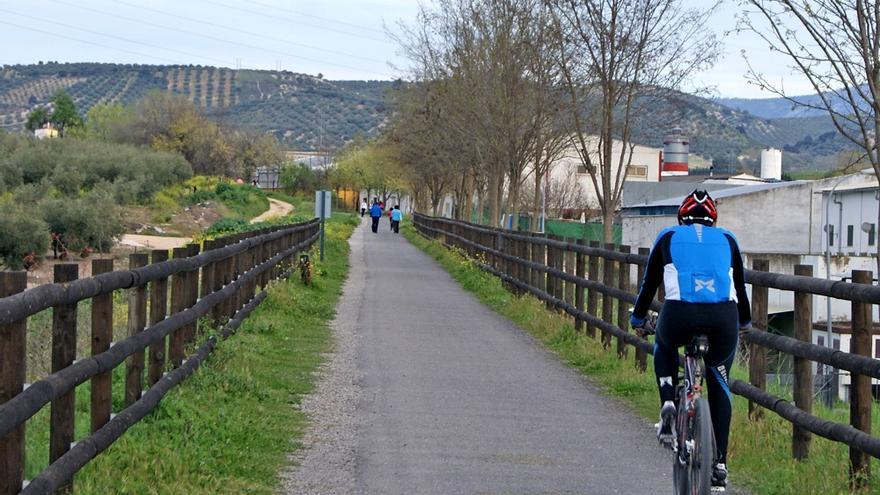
left=0, top=62, right=391, bottom=151
left=0, top=61, right=857, bottom=171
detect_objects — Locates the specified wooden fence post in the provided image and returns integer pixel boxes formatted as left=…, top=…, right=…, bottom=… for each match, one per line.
left=185, top=244, right=200, bottom=343
left=211, top=238, right=228, bottom=325
left=200, top=240, right=216, bottom=336
left=635, top=247, right=650, bottom=372
left=575, top=240, right=586, bottom=333
left=148, top=249, right=169, bottom=387
left=617, top=245, right=631, bottom=358
left=50, top=263, right=78, bottom=493
left=0, top=271, right=27, bottom=495
left=90, top=259, right=113, bottom=434
left=532, top=233, right=545, bottom=294
left=587, top=241, right=600, bottom=339
left=169, top=247, right=188, bottom=368
left=850, top=269, right=872, bottom=488
left=748, top=259, right=769, bottom=421
left=125, top=253, right=149, bottom=407
left=544, top=236, right=555, bottom=309
left=792, top=263, right=813, bottom=460
left=564, top=239, right=575, bottom=311
left=553, top=236, right=565, bottom=305
left=601, top=243, right=616, bottom=349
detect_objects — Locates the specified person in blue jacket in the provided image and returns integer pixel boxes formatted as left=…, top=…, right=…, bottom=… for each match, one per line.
left=369, top=200, right=382, bottom=233
left=630, top=190, right=751, bottom=489
left=390, top=205, right=403, bottom=233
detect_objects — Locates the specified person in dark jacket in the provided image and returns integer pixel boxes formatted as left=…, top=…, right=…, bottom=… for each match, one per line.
left=369, top=201, right=382, bottom=233
left=630, top=190, right=751, bottom=489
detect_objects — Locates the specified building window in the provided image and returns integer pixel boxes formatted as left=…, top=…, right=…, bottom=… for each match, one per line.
left=875, top=339, right=880, bottom=358
left=627, top=165, right=648, bottom=177
left=870, top=224, right=876, bottom=246
left=847, top=225, right=854, bottom=247
left=829, top=225, right=834, bottom=246
left=577, top=165, right=587, bottom=174
left=817, top=335, right=825, bottom=346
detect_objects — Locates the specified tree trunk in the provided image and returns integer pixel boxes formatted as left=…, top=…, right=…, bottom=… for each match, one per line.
left=603, top=209, right=614, bottom=244
left=532, top=169, right=543, bottom=232
left=509, top=180, right=521, bottom=231
left=476, top=190, right=485, bottom=225
left=488, top=172, right=500, bottom=228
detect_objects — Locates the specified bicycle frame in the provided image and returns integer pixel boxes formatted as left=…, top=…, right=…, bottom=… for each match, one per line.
left=675, top=336, right=708, bottom=457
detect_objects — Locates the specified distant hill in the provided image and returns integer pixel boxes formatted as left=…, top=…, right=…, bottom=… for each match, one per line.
left=0, top=62, right=392, bottom=150
left=631, top=90, right=847, bottom=172
left=0, top=62, right=854, bottom=170
left=715, top=86, right=870, bottom=120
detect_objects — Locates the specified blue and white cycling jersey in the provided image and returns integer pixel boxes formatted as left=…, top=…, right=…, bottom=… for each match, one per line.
left=633, top=224, right=751, bottom=326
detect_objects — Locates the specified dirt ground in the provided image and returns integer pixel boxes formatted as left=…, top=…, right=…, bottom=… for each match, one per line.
left=250, top=197, right=295, bottom=223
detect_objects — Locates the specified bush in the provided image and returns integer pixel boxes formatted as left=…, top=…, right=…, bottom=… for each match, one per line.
left=0, top=202, right=50, bottom=269
left=39, top=188, right=125, bottom=252
left=0, top=135, right=193, bottom=204
left=212, top=182, right=268, bottom=218
left=203, top=217, right=249, bottom=237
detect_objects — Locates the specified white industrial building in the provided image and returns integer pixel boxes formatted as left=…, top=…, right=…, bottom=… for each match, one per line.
left=543, top=134, right=712, bottom=211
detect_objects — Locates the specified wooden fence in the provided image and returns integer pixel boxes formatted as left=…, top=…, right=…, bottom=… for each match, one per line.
left=414, top=213, right=880, bottom=489
left=0, top=219, right=320, bottom=494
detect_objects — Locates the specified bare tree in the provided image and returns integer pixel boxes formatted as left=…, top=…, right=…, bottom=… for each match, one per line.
left=548, top=0, right=720, bottom=241
left=392, top=0, right=552, bottom=228
left=738, top=0, right=880, bottom=277
left=547, top=166, right=588, bottom=218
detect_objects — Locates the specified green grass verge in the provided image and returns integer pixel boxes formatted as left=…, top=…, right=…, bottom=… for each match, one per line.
left=23, top=214, right=357, bottom=493
left=402, top=225, right=880, bottom=495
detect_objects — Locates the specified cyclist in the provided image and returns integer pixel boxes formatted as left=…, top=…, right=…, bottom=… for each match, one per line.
left=629, top=190, right=751, bottom=489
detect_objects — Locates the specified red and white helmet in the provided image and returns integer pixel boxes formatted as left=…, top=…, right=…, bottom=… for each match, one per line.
left=678, top=190, right=717, bottom=226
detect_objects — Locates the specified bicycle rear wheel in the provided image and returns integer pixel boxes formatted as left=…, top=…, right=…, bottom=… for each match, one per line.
left=673, top=397, right=714, bottom=495
left=690, top=398, right=714, bottom=494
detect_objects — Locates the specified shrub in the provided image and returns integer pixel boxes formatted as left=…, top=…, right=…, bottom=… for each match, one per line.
left=0, top=202, right=50, bottom=269
left=39, top=187, right=124, bottom=252
left=204, top=217, right=249, bottom=237
left=213, top=182, right=268, bottom=218
left=0, top=136, right=192, bottom=204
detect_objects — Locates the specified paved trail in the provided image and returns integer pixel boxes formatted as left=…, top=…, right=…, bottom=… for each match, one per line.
left=285, top=218, right=745, bottom=494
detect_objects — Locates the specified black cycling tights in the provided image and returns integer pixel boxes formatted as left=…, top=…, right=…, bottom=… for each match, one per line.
left=653, top=300, right=739, bottom=464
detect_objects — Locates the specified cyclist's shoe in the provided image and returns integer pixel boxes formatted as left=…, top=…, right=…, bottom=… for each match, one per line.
left=711, top=463, right=728, bottom=489
left=656, top=400, right=675, bottom=447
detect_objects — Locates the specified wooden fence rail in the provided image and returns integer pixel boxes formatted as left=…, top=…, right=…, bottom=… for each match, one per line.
left=0, top=219, right=320, bottom=494
left=414, top=213, right=878, bottom=489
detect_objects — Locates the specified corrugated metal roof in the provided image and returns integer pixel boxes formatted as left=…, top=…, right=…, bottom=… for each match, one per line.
left=622, top=180, right=806, bottom=209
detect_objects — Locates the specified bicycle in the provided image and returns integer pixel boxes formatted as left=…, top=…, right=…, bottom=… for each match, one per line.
left=638, top=317, right=719, bottom=494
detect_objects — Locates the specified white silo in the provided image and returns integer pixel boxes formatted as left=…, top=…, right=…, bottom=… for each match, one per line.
left=760, top=148, right=782, bottom=181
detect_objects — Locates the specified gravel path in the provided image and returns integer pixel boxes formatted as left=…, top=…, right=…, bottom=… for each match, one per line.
left=281, top=219, right=747, bottom=494
left=279, top=219, right=366, bottom=494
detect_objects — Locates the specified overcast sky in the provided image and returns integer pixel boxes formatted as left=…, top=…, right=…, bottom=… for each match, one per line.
left=0, top=0, right=815, bottom=99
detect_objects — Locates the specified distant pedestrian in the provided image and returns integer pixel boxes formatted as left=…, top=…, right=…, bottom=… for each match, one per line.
left=391, top=205, right=403, bottom=233
left=388, top=205, right=394, bottom=230
left=370, top=201, right=382, bottom=233
left=360, top=199, right=367, bottom=217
